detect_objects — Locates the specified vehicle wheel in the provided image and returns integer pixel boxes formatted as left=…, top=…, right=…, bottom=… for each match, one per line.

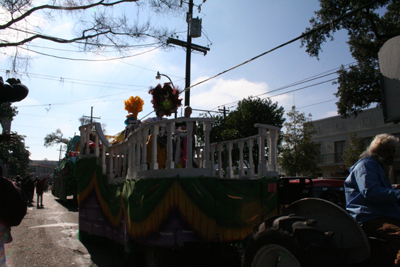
left=242, top=229, right=304, bottom=267
left=242, top=215, right=341, bottom=267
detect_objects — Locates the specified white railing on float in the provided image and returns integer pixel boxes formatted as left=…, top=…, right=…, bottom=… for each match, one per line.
left=78, top=119, right=280, bottom=183
left=210, top=124, right=280, bottom=179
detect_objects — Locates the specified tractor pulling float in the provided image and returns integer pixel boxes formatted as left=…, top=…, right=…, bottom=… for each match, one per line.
left=74, top=116, right=394, bottom=267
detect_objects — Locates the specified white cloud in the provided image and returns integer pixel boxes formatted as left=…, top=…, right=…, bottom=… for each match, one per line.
left=189, top=77, right=292, bottom=113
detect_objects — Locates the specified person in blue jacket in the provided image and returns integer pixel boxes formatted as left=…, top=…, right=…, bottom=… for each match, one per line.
left=345, top=133, right=400, bottom=266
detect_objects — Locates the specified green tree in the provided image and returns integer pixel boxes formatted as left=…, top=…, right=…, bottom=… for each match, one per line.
left=0, top=103, right=30, bottom=177
left=44, top=128, right=69, bottom=147
left=342, top=132, right=365, bottom=169
left=279, top=106, right=320, bottom=177
left=199, top=97, right=285, bottom=143
left=44, top=115, right=107, bottom=148
left=0, top=101, right=31, bottom=178
left=199, top=97, right=285, bottom=172
left=197, top=113, right=226, bottom=144
left=1, top=102, right=18, bottom=139
left=0, top=133, right=31, bottom=176
left=301, top=0, right=400, bottom=118
left=0, top=102, right=18, bottom=124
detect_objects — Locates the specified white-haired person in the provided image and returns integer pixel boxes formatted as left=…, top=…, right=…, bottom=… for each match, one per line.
left=345, top=133, right=400, bottom=266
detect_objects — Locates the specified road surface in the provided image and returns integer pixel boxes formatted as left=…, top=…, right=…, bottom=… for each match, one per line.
left=4, top=191, right=126, bottom=267
left=5, top=191, right=242, bottom=267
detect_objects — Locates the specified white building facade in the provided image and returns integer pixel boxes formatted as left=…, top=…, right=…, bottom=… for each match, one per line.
left=311, top=107, right=400, bottom=182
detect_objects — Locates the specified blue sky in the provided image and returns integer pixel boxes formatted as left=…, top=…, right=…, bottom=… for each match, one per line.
left=1, top=0, right=356, bottom=161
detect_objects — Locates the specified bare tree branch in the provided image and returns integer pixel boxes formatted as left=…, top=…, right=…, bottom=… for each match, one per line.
left=0, top=0, right=183, bottom=71
left=0, top=0, right=139, bottom=30
left=2, top=26, right=161, bottom=48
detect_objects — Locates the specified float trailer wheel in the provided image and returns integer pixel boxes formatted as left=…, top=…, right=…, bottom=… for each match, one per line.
left=242, top=215, right=342, bottom=267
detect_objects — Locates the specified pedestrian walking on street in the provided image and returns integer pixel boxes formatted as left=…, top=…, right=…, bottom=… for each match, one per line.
left=36, top=176, right=47, bottom=209
left=0, top=167, right=28, bottom=267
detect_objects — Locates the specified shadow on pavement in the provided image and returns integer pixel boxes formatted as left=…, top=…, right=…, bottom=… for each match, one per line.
left=55, top=198, right=79, bottom=212
left=79, top=232, right=135, bottom=267
left=79, top=230, right=242, bottom=267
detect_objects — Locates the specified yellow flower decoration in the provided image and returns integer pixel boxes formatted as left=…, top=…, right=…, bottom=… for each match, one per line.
left=124, top=96, right=144, bottom=119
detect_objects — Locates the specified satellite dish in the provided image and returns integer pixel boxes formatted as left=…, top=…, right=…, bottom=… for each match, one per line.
left=379, top=36, right=400, bottom=123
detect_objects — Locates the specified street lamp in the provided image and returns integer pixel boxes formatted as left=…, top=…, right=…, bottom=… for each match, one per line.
left=156, top=71, right=175, bottom=89
left=155, top=71, right=177, bottom=118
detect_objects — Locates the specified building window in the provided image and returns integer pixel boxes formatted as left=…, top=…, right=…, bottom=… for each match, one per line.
left=334, top=140, right=345, bottom=162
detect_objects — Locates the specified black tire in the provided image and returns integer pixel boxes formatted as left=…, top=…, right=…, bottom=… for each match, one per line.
left=242, top=228, right=305, bottom=267
left=242, top=215, right=342, bottom=267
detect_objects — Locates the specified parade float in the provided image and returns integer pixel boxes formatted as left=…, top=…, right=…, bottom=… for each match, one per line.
left=75, top=84, right=280, bottom=264
left=52, top=136, right=80, bottom=201
left=75, top=83, right=376, bottom=267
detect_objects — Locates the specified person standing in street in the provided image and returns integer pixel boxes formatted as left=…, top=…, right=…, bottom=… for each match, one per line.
left=35, top=176, right=48, bottom=209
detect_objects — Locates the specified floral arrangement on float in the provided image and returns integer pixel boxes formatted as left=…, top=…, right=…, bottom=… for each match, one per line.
left=124, top=95, right=144, bottom=125
left=149, top=83, right=182, bottom=116
left=109, top=96, right=145, bottom=145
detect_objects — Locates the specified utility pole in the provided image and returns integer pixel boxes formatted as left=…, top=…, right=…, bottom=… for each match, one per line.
left=57, top=145, right=65, bottom=163
left=185, top=0, right=193, bottom=107
left=167, top=0, right=210, bottom=107
left=83, top=106, right=101, bottom=124
left=218, top=106, right=229, bottom=119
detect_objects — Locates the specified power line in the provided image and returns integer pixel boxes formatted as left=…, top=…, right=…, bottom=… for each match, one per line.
left=180, top=0, right=378, bottom=95
left=268, top=78, right=337, bottom=98
left=16, top=113, right=123, bottom=122
left=17, top=45, right=162, bottom=62
left=1, top=70, right=183, bottom=90
left=297, top=99, right=336, bottom=109
left=0, top=68, right=150, bottom=90
left=221, top=78, right=337, bottom=112
left=15, top=92, right=151, bottom=108
left=210, top=63, right=354, bottom=111
left=26, top=42, right=162, bottom=52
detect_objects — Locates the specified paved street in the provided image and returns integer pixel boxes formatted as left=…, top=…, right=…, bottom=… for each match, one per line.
left=4, top=191, right=243, bottom=267
left=4, top=191, right=126, bottom=267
